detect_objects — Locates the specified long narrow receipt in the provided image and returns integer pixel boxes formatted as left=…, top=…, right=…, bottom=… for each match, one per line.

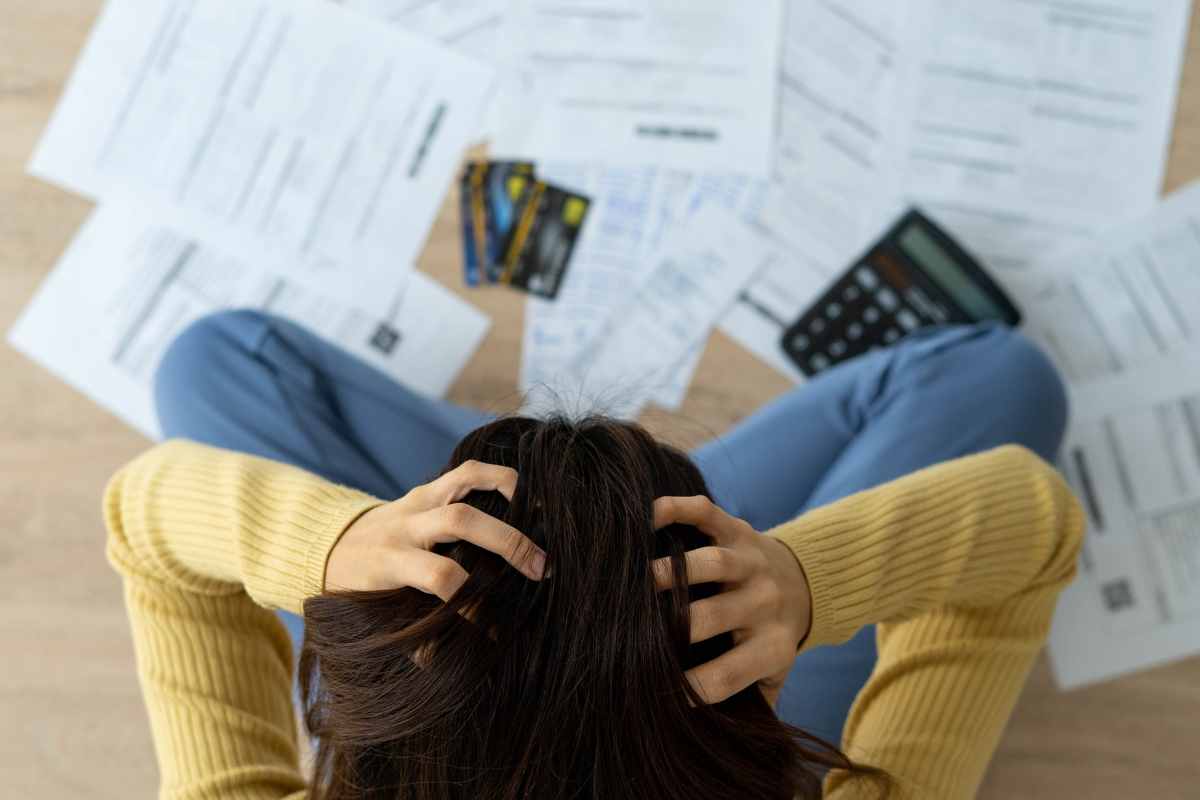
left=564, top=206, right=780, bottom=420
left=519, top=164, right=705, bottom=411
left=887, top=0, right=1192, bottom=270
left=1049, top=356, right=1200, bottom=689
left=8, top=203, right=490, bottom=439
left=495, top=0, right=783, bottom=176
left=29, top=0, right=494, bottom=317
left=758, top=0, right=901, bottom=263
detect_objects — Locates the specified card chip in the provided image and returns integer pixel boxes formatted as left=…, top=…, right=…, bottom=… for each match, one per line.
left=563, top=197, right=588, bottom=227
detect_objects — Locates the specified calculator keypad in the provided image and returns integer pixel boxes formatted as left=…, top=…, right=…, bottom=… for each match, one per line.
left=784, top=262, right=942, bottom=377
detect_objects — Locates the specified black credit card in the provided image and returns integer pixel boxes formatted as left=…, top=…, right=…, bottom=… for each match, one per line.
left=499, top=181, right=591, bottom=300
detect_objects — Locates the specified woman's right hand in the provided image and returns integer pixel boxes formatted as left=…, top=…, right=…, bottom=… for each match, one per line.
left=324, top=460, right=547, bottom=600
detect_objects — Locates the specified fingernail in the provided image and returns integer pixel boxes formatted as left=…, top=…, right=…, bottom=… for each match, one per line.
left=531, top=551, right=547, bottom=579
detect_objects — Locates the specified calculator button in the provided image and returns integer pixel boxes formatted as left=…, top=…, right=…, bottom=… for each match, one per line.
left=829, top=339, right=848, bottom=357
left=855, top=267, right=879, bottom=290
left=810, top=354, right=831, bottom=372
left=862, top=306, right=881, bottom=324
left=883, top=328, right=901, bottom=344
left=808, top=318, right=826, bottom=334
left=842, top=286, right=861, bottom=302
left=827, top=302, right=843, bottom=319
left=846, top=322, right=864, bottom=341
left=876, top=288, right=899, bottom=311
left=897, top=309, right=921, bottom=331
left=790, top=333, right=811, bottom=352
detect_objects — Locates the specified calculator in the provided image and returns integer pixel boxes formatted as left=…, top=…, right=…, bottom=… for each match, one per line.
left=781, top=209, right=1021, bottom=377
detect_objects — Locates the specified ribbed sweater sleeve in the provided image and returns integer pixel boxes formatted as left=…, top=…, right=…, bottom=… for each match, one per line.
left=768, top=445, right=1085, bottom=799
left=103, top=439, right=383, bottom=799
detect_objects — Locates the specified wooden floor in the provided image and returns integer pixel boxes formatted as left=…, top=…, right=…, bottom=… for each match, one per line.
left=4, top=3, right=1200, bottom=797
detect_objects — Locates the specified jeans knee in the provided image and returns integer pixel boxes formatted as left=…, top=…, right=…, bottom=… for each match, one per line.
left=963, top=325, right=1068, bottom=457
left=153, top=310, right=270, bottom=434
left=891, top=323, right=1069, bottom=460
left=987, top=326, right=1067, bottom=422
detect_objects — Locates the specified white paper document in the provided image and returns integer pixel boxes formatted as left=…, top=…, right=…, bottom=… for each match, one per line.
left=342, top=0, right=504, bottom=47
left=888, top=0, right=1192, bottom=270
left=1049, top=356, right=1200, bottom=689
left=1016, top=180, right=1200, bottom=384
left=558, top=205, right=780, bottom=419
left=9, top=203, right=489, bottom=439
left=495, top=0, right=783, bottom=175
left=339, top=0, right=509, bottom=140
left=30, top=0, right=494, bottom=316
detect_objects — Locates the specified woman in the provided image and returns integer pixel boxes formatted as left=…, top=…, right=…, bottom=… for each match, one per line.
left=104, top=310, right=1084, bottom=798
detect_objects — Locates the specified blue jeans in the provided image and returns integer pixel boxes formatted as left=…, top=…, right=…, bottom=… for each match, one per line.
left=154, top=311, right=1067, bottom=745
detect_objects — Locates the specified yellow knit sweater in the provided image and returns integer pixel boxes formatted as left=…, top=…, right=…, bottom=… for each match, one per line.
left=103, top=440, right=1084, bottom=799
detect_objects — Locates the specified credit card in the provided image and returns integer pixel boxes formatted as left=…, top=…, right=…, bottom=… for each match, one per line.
left=458, top=163, right=488, bottom=286
left=499, top=181, right=591, bottom=300
left=484, top=161, right=534, bottom=282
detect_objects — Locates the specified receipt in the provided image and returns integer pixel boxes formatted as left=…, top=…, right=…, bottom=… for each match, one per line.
left=30, top=0, right=494, bottom=317
left=8, top=203, right=489, bottom=438
left=565, top=205, right=780, bottom=419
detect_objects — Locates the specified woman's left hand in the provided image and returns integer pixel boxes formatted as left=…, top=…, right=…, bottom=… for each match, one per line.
left=651, top=495, right=813, bottom=707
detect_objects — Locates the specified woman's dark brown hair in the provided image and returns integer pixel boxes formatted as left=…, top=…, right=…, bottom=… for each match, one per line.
left=300, top=416, right=885, bottom=799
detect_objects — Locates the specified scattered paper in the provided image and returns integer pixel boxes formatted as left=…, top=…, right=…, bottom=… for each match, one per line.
left=1015, top=180, right=1200, bottom=384
left=560, top=205, right=781, bottom=419
left=887, top=0, right=1193, bottom=270
left=9, top=203, right=489, bottom=439
left=1049, top=355, right=1200, bottom=689
left=339, top=0, right=510, bottom=141
left=494, top=0, right=783, bottom=176
left=341, top=0, right=503, bottom=45
left=30, top=0, right=495, bottom=317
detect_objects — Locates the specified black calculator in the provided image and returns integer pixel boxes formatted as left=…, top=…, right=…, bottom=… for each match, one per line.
left=781, top=209, right=1021, bottom=377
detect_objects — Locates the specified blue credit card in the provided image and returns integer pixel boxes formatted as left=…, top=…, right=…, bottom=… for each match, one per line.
left=485, top=161, right=535, bottom=281
left=458, top=163, right=487, bottom=286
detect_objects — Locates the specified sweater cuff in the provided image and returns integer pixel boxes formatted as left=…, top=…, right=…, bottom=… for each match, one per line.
left=768, top=520, right=847, bottom=651
left=296, top=491, right=385, bottom=613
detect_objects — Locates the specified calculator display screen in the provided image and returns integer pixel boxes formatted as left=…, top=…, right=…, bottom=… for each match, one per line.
left=898, top=224, right=1005, bottom=319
